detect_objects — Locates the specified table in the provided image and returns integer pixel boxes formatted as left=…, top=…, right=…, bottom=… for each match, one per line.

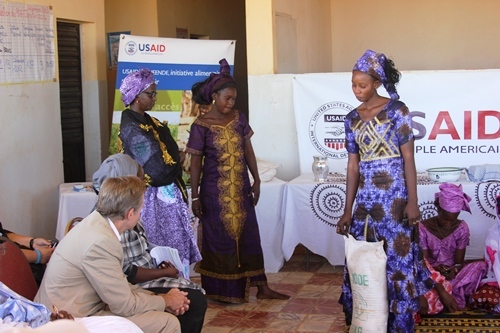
left=56, top=178, right=287, bottom=273
left=281, top=173, right=500, bottom=266
left=56, top=182, right=97, bottom=241
left=254, top=178, right=287, bottom=273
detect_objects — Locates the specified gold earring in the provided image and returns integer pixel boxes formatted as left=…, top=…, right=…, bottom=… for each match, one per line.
left=212, top=99, right=215, bottom=105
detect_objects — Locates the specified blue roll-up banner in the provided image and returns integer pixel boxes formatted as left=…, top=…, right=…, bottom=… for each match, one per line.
left=110, top=34, right=236, bottom=154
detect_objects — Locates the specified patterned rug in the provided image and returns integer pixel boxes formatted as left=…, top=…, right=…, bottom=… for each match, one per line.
left=416, top=311, right=500, bottom=333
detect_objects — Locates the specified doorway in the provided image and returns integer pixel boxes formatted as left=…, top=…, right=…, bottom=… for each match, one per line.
left=57, top=22, right=85, bottom=182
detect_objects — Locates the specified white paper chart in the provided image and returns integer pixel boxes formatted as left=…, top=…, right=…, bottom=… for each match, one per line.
left=0, top=2, right=55, bottom=84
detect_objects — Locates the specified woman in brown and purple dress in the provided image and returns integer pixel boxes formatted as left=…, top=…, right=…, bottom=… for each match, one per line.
left=186, top=59, right=288, bottom=303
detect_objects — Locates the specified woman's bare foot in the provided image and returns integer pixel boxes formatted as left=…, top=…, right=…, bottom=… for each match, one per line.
left=256, top=285, right=290, bottom=300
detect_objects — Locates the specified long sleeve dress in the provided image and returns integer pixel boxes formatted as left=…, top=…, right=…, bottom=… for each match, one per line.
left=340, top=99, right=433, bottom=332
left=119, top=109, right=201, bottom=269
left=186, top=111, right=267, bottom=303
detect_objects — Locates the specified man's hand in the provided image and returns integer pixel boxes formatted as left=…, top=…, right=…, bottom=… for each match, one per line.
left=160, top=288, right=190, bottom=316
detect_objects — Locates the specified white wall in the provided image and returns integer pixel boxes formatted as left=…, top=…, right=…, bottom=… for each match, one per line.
left=0, top=0, right=107, bottom=237
left=1, top=84, right=62, bottom=237
left=249, top=74, right=300, bottom=181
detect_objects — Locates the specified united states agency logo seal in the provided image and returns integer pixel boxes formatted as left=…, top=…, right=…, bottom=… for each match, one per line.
left=309, top=101, right=354, bottom=159
left=125, top=41, right=137, bottom=56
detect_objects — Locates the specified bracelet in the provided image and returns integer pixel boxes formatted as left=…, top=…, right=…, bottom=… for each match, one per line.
left=29, top=238, right=35, bottom=250
left=192, top=198, right=199, bottom=201
left=34, top=249, right=42, bottom=264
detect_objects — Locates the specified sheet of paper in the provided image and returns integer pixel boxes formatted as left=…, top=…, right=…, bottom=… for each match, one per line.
left=150, top=246, right=188, bottom=278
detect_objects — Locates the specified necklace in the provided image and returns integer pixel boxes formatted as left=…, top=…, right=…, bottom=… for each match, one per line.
left=435, top=220, right=446, bottom=239
left=435, top=217, right=450, bottom=239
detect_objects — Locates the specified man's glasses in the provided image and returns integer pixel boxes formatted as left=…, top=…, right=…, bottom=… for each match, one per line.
left=142, top=91, right=157, bottom=98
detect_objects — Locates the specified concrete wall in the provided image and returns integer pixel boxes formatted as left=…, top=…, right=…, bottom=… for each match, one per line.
left=0, top=0, right=107, bottom=237
left=330, top=0, right=500, bottom=71
left=156, top=0, right=248, bottom=114
left=248, top=1, right=500, bottom=181
left=274, top=0, right=332, bottom=73
left=105, top=0, right=248, bottom=118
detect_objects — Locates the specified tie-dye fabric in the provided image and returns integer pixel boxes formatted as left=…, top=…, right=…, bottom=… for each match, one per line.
left=419, top=221, right=487, bottom=309
left=340, top=99, right=433, bottom=332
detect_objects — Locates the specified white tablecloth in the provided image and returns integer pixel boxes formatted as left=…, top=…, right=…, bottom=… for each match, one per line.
left=55, top=178, right=287, bottom=273
left=56, top=182, right=97, bottom=241
left=255, top=178, right=287, bottom=273
left=282, top=173, right=500, bottom=266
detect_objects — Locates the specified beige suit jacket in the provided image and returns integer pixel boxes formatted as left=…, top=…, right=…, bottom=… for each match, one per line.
left=34, top=210, right=165, bottom=318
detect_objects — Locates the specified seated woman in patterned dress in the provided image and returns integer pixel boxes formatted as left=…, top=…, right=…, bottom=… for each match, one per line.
left=419, top=182, right=487, bottom=313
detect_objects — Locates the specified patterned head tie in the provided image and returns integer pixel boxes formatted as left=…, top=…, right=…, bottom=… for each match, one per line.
left=92, top=153, right=139, bottom=193
left=119, top=68, right=155, bottom=106
left=435, top=182, right=472, bottom=214
left=353, top=49, right=399, bottom=100
left=201, top=58, right=236, bottom=103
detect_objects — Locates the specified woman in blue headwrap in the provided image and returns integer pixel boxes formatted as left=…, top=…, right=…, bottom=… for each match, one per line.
left=336, top=50, right=433, bottom=332
left=118, top=69, right=202, bottom=271
left=186, top=59, right=289, bottom=303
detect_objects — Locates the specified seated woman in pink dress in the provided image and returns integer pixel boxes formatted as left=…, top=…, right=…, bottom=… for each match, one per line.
left=419, top=182, right=487, bottom=313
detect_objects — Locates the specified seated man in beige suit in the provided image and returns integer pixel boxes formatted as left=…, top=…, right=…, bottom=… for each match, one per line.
left=35, top=176, right=189, bottom=333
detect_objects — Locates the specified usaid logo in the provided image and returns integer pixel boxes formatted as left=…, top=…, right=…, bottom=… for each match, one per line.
left=125, top=41, right=137, bottom=55
left=309, top=101, right=354, bottom=159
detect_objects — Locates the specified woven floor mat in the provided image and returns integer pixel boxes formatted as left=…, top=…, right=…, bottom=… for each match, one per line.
left=416, top=311, right=500, bottom=333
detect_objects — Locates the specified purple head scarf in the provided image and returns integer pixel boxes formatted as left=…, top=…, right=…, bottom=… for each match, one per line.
left=201, top=58, right=236, bottom=103
left=435, top=182, right=472, bottom=214
left=119, top=69, right=155, bottom=106
left=353, top=49, right=399, bottom=100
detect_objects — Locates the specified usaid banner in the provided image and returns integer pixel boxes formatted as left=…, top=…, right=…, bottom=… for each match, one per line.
left=293, top=70, right=500, bottom=174
left=110, top=34, right=235, bottom=154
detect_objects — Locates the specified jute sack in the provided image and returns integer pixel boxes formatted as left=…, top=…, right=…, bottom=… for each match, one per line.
left=345, top=215, right=388, bottom=333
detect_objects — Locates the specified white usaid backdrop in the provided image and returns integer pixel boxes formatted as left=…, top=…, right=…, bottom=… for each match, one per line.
left=112, top=35, right=235, bottom=152
left=293, top=70, right=500, bottom=174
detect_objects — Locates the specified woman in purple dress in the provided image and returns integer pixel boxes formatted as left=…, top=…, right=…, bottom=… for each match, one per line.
left=186, top=59, right=288, bottom=303
left=118, top=69, right=201, bottom=270
left=336, top=50, right=433, bottom=332
left=419, top=182, right=487, bottom=311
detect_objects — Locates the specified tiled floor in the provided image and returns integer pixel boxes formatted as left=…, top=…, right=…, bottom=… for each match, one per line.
left=191, top=248, right=347, bottom=332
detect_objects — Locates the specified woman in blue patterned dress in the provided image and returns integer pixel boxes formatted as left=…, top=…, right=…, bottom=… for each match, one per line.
left=336, top=50, right=433, bottom=332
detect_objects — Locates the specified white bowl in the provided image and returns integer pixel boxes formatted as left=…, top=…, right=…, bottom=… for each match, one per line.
left=426, top=167, right=463, bottom=182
